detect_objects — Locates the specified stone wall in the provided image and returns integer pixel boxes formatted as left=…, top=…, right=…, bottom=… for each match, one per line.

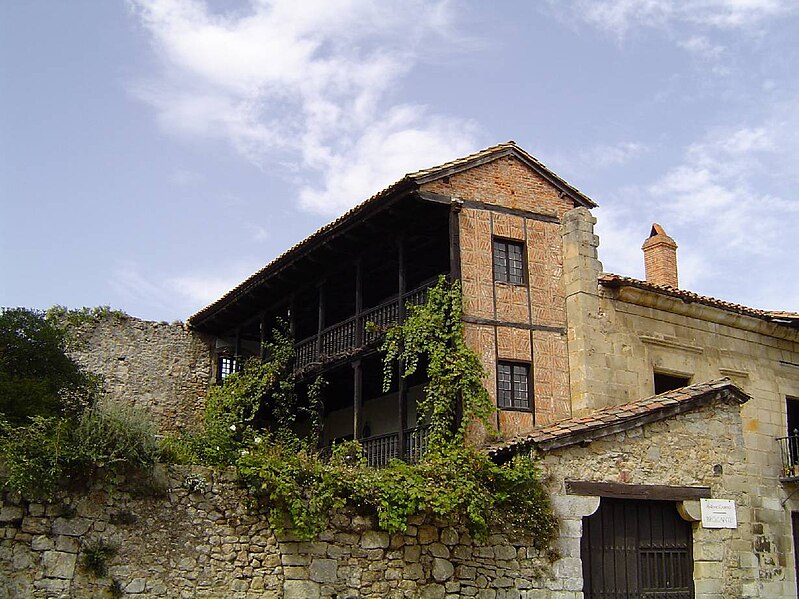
left=541, top=396, right=782, bottom=598
left=0, top=466, right=559, bottom=599
left=66, top=315, right=213, bottom=433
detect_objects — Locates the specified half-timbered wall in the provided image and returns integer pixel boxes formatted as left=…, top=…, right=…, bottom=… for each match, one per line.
left=422, top=156, right=575, bottom=439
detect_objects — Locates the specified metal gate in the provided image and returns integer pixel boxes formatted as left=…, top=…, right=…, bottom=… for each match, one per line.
left=581, top=498, right=694, bottom=599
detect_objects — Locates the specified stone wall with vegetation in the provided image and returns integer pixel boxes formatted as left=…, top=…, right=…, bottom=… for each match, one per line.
left=0, top=465, right=563, bottom=599
left=65, top=314, right=213, bottom=433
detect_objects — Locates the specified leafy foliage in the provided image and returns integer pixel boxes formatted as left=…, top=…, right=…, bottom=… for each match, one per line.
left=0, top=307, right=100, bottom=422
left=0, top=307, right=158, bottom=499
left=379, top=277, right=495, bottom=446
left=0, top=402, right=160, bottom=500
left=166, top=281, right=555, bottom=545
left=45, top=305, right=127, bottom=329
left=80, top=539, right=117, bottom=577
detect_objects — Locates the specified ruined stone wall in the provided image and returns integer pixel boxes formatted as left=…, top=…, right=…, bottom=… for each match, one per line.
left=67, top=316, right=213, bottom=433
left=0, top=466, right=563, bottom=599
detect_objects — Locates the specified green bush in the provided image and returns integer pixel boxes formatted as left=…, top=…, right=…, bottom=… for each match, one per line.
left=0, top=307, right=100, bottom=423
left=80, top=539, right=117, bottom=577
left=0, top=402, right=159, bottom=500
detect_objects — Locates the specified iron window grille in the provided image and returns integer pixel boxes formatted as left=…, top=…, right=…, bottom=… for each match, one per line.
left=497, top=361, right=531, bottom=410
left=493, top=238, right=525, bottom=284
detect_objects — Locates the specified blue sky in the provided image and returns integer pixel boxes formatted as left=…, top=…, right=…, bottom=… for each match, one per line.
left=2, top=0, right=798, bottom=321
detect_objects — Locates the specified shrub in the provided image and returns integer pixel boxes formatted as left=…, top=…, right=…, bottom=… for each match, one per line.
left=80, top=539, right=117, bottom=577
left=70, top=402, right=160, bottom=473
left=0, top=307, right=100, bottom=422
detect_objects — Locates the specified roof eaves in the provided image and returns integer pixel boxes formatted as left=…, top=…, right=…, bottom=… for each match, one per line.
left=187, top=177, right=415, bottom=328
left=487, top=378, right=748, bottom=460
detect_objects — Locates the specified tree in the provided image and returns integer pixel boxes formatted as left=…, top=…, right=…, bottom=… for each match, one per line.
left=0, top=307, right=98, bottom=424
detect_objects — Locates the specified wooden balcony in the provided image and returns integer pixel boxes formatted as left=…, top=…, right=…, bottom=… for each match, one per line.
left=362, top=426, right=431, bottom=468
left=294, top=279, right=436, bottom=370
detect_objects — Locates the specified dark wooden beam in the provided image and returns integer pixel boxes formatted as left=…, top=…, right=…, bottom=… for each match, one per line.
left=449, top=200, right=462, bottom=281
left=354, top=260, right=363, bottom=347
left=259, top=312, right=267, bottom=360
left=316, top=283, right=325, bottom=359
left=353, top=359, right=363, bottom=440
left=565, top=480, right=711, bottom=501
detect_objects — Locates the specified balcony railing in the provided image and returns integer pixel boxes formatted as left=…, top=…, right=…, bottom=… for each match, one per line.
left=362, top=426, right=431, bottom=468
left=294, top=278, right=437, bottom=369
left=778, top=434, right=799, bottom=481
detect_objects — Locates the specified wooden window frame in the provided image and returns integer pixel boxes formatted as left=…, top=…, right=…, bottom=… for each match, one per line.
left=492, top=238, right=526, bottom=285
left=497, top=361, right=532, bottom=411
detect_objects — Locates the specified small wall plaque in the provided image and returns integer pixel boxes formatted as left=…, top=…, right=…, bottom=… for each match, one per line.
left=700, top=498, right=737, bottom=529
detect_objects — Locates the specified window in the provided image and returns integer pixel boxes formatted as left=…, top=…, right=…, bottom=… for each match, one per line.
left=653, top=371, right=690, bottom=394
left=217, top=356, right=239, bottom=381
left=497, top=361, right=531, bottom=409
left=493, top=238, right=525, bottom=284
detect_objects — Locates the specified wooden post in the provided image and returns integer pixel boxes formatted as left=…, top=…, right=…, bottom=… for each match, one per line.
left=316, top=283, right=325, bottom=360
left=288, top=297, right=296, bottom=338
left=353, top=359, right=363, bottom=440
left=449, top=198, right=463, bottom=281
left=259, top=312, right=267, bottom=360
left=397, top=238, right=407, bottom=459
left=355, top=259, right=363, bottom=347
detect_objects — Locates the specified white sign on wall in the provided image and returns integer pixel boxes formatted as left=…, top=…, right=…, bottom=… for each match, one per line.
left=700, top=498, right=737, bottom=529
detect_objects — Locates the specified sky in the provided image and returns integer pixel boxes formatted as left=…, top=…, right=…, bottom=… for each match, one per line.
left=2, top=0, right=798, bottom=322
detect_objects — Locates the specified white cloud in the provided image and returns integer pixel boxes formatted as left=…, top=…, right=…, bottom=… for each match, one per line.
left=111, top=261, right=263, bottom=320
left=130, top=0, right=479, bottom=215
left=560, top=0, right=796, bottom=38
left=597, top=108, right=799, bottom=309
left=580, top=141, right=650, bottom=169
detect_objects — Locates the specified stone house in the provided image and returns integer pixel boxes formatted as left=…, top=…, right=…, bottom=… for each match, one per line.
left=5, top=142, right=799, bottom=598
left=183, top=141, right=799, bottom=597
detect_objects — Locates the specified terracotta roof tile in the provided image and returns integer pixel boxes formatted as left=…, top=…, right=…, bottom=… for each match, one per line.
left=599, top=274, right=799, bottom=328
left=188, top=142, right=597, bottom=328
left=487, top=378, right=749, bottom=459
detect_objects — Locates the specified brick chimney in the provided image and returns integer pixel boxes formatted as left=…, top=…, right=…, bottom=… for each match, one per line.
left=642, top=223, right=678, bottom=288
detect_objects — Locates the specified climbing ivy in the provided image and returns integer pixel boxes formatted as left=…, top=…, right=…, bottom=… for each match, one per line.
left=164, top=286, right=556, bottom=545
left=379, top=276, right=495, bottom=446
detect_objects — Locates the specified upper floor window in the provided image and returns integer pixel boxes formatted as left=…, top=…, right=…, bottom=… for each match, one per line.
left=653, top=371, right=690, bottom=395
left=493, top=238, right=525, bottom=285
left=497, top=361, right=531, bottom=410
left=218, top=356, right=240, bottom=382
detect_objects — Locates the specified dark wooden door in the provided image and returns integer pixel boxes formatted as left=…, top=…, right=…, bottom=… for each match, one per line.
left=581, top=498, right=694, bottom=598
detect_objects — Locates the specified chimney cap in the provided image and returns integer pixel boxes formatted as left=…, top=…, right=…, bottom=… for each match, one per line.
left=642, top=222, right=677, bottom=250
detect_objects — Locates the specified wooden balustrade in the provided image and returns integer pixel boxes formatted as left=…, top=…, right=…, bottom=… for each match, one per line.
left=293, top=279, right=438, bottom=369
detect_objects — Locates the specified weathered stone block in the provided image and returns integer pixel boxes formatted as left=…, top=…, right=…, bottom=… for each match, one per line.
left=421, top=583, right=446, bottom=599
left=42, top=550, right=76, bottom=579
left=361, top=530, right=390, bottom=549
left=0, top=506, right=24, bottom=523
left=309, top=558, right=337, bottom=583
left=52, top=517, right=91, bottom=537
left=31, top=535, right=54, bottom=551
left=125, top=578, right=147, bottom=594
left=432, top=557, right=455, bottom=582
left=283, top=580, right=320, bottom=599
left=418, top=525, right=439, bottom=544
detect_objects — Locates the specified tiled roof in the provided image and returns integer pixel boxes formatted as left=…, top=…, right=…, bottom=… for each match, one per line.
left=487, top=378, right=749, bottom=460
left=598, top=274, right=799, bottom=328
left=188, top=142, right=597, bottom=328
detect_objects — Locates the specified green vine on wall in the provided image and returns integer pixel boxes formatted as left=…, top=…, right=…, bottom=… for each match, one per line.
left=167, top=280, right=557, bottom=545
left=379, top=276, right=495, bottom=446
